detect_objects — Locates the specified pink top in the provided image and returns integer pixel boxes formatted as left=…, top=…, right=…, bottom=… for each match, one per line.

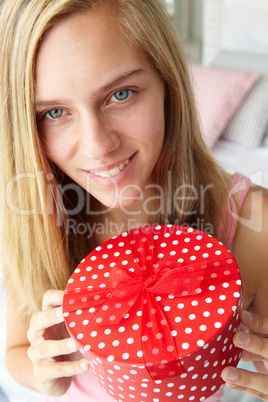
left=45, top=173, right=251, bottom=402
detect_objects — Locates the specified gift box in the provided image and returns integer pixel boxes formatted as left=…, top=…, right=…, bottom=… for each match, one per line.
left=63, top=225, right=242, bottom=402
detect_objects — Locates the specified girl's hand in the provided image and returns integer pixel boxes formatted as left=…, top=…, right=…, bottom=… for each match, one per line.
left=221, top=310, right=268, bottom=401
left=27, top=289, right=89, bottom=397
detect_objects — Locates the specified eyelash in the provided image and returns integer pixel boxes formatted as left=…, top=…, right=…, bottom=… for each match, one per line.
left=39, top=88, right=135, bottom=122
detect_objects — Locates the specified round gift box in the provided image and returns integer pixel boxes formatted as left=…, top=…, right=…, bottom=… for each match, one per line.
left=63, top=225, right=242, bottom=402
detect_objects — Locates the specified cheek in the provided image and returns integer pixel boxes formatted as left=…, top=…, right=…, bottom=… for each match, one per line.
left=120, top=99, right=165, bottom=144
left=41, top=129, right=77, bottom=164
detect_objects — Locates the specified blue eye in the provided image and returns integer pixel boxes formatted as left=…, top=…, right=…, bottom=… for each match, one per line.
left=112, top=89, right=132, bottom=102
left=45, top=109, right=65, bottom=119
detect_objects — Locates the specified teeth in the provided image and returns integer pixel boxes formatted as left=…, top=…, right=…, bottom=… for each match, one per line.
left=110, top=166, right=120, bottom=177
left=90, top=158, right=129, bottom=178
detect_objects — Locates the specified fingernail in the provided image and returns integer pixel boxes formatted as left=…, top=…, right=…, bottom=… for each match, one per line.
left=226, top=383, right=239, bottom=389
left=223, top=368, right=238, bottom=382
left=235, top=331, right=250, bottom=347
left=56, top=306, right=63, bottom=320
left=67, top=339, right=76, bottom=350
left=242, top=311, right=253, bottom=323
left=80, top=360, right=88, bottom=371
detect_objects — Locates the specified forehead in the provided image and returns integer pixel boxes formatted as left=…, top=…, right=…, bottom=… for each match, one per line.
left=35, top=7, right=150, bottom=100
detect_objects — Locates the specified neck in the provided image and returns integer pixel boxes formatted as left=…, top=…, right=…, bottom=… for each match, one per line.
left=95, top=196, right=151, bottom=245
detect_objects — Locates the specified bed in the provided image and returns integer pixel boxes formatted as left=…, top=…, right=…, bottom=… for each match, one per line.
left=0, top=0, right=268, bottom=401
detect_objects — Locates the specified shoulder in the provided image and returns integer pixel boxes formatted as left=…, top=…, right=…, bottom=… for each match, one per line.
left=231, top=185, right=268, bottom=316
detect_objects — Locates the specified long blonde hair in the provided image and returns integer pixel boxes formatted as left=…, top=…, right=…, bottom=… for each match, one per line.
left=0, top=0, right=231, bottom=317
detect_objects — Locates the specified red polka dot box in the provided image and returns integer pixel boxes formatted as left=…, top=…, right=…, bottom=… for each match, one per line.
left=63, top=225, right=242, bottom=402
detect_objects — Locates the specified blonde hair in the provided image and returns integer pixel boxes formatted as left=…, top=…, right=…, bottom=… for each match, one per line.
left=0, top=0, right=231, bottom=317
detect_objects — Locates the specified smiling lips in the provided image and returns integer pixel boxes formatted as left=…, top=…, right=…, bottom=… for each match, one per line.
left=89, top=158, right=130, bottom=178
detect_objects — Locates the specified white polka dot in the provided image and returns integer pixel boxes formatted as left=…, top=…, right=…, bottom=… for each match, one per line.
left=98, top=342, right=105, bottom=349
left=185, top=327, right=192, bottom=334
left=218, top=308, right=225, bottom=314
left=112, top=340, right=119, bottom=347
left=197, top=340, right=205, bottom=347
left=182, top=343, right=189, bottom=350
left=200, top=325, right=207, bottom=331
left=127, top=338, right=134, bottom=344
left=122, top=353, right=129, bottom=360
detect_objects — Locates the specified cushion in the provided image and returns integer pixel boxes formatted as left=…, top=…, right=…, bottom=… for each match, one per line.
left=190, top=64, right=258, bottom=148
left=212, top=51, right=268, bottom=148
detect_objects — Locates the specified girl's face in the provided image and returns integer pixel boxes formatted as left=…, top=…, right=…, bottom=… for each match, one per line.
left=35, top=7, right=165, bottom=209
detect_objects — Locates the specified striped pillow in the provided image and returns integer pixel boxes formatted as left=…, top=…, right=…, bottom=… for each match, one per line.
left=212, top=51, right=268, bottom=148
left=223, top=77, right=268, bottom=148
left=190, top=64, right=258, bottom=148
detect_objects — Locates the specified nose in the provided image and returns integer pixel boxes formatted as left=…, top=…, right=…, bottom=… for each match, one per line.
left=78, top=113, right=120, bottom=159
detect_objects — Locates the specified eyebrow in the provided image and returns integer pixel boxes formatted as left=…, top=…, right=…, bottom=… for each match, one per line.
left=35, top=68, right=145, bottom=109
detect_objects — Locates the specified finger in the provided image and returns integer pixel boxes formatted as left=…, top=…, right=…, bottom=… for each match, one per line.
left=240, top=349, right=266, bottom=363
left=241, top=311, right=268, bottom=336
left=226, top=384, right=268, bottom=402
left=233, top=330, right=268, bottom=359
left=35, top=358, right=89, bottom=383
left=27, top=307, right=64, bottom=344
left=221, top=367, right=268, bottom=400
left=28, top=338, right=78, bottom=362
left=42, top=290, right=64, bottom=311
